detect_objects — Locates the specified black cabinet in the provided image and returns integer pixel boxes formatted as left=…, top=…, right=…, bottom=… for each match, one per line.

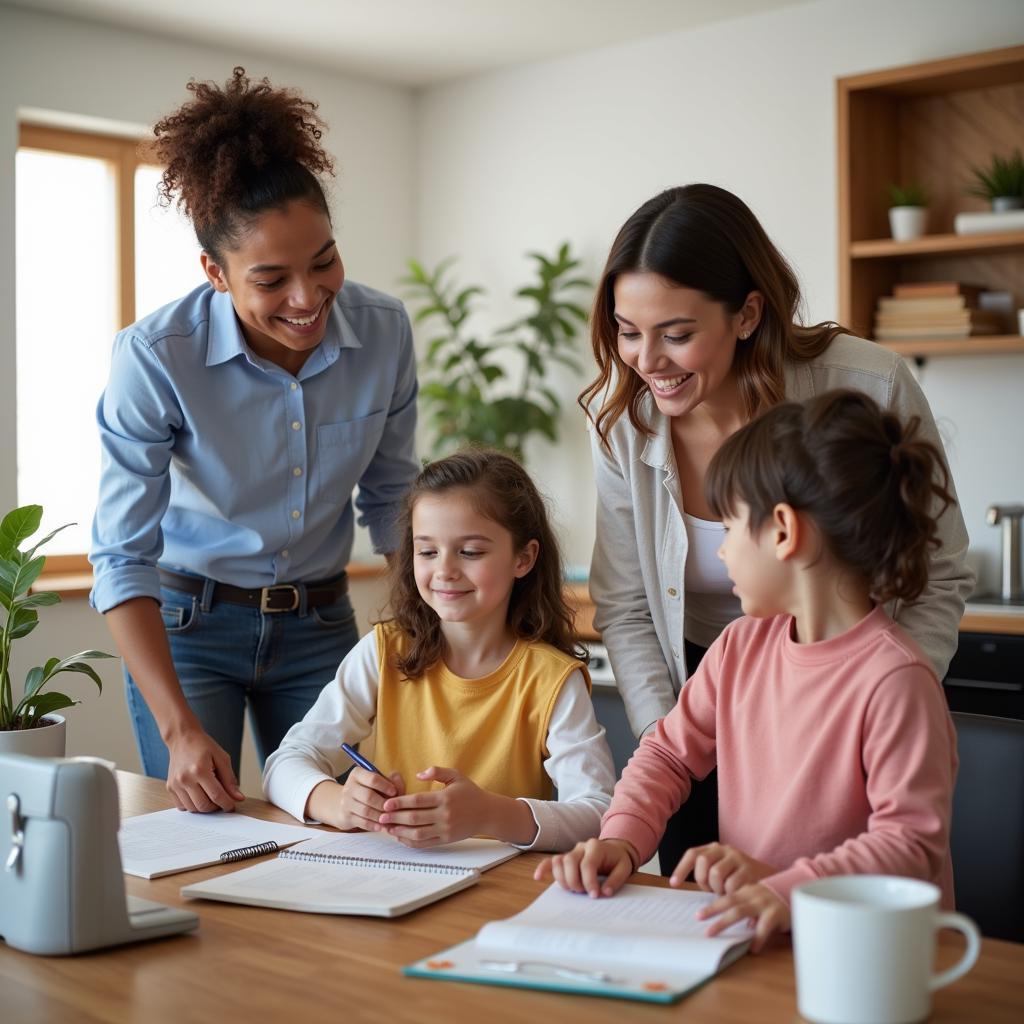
left=943, top=632, right=1024, bottom=721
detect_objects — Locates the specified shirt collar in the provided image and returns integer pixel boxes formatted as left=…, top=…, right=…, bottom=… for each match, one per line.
left=205, top=289, right=247, bottom=367
left=639, top=393, right=673, bottom=473
left=205, top=291, right=362, bottom=369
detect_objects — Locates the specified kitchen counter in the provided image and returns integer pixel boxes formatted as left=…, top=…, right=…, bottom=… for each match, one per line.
left=568, top=585, right=1024, bottom=639
left=961, top=601, right=1024, bottom=636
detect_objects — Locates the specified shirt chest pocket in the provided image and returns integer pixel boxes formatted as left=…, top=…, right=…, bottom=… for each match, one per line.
left=316, top=411, right=388, bottom=506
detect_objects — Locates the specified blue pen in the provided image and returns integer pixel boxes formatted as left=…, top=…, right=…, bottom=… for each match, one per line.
left=341, top=742, right=381, bottom=775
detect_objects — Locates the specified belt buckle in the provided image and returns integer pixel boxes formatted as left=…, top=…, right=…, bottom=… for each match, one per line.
left=260, top=584, right=300, bottom=613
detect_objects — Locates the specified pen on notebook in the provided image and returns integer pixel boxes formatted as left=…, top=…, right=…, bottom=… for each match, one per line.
left=341, top=742, right=381, bottom=774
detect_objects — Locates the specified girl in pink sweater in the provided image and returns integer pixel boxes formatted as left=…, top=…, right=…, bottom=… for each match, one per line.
left=537, top=389, right=959, bottom=950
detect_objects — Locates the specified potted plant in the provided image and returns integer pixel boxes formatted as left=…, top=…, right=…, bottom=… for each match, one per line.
left=886, top=182, right=929, bottom=241
left=0, top=505, right=113, bottom=757
left=966, top=150, right=1024, bottom=212
left=402, top=243, right=591, bottom=461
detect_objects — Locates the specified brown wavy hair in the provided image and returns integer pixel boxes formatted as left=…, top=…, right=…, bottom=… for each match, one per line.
left=580, top=184, right=849, bottom=445
left=705, top=389, right=955, bottom=605
left=385, top=448, right=586, bottom=678
left=150, top=67, right=335, bottom=261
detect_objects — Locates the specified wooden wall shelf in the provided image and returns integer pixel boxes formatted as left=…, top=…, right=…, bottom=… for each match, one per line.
left=876, top=335, right=1024, bottom=358
left=851, top=230, right=1024, bottom=260
left=837, top=45, right=1024, bottom=345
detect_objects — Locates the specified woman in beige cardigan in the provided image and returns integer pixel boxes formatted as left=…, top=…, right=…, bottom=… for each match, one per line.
left=580, top=184, right=972, bottom=876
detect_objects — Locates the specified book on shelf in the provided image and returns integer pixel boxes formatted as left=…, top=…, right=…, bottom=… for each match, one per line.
left=874, top=325, right=1001, bottom=340
left=873, top=287, right=1007, bottom=340
left=891, top=282, right=986, bottom=300
left=878, top=296, right=978, bottom=314
left=874, top=310, right=1003, bottom=332
left=404, top=881, right=752, bottom=1004
left=874, top=311, right=1000, bottom=326
left=180, top=831, right=519, bottom=917
left=953, top=209, right=1024, bottom=235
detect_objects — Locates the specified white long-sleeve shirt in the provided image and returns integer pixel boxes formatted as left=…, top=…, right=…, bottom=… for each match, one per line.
left=263, top=630, right=615, bottom=851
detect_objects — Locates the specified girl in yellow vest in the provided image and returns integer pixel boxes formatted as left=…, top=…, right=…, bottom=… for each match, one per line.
left=264, top=449, right=616, bottom=850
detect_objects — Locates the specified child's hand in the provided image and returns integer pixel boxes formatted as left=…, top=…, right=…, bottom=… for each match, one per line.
left=378, top=766, right=493, bottom=847
left=696, top=881, right=790, bottom=953
left=335, top=767, right=406, bottom=831
left=533, top=837, right=639, bottom=898
left=671, top=842, right=776, bottom=894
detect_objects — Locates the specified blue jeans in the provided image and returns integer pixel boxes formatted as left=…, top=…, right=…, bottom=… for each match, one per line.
left=125, top=577, right=359, bottom=780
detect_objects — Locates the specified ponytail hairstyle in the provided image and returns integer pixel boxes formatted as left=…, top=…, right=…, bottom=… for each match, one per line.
left=150, top=67, right=334, bottom=261
left=580, top=184, right=849, bottom=446
left=386, top=448, right=586, bottom=678
left=705, top=389, right=955, bottom=604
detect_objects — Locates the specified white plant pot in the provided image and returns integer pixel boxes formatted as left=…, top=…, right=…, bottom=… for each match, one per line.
left=888, top=205, right=928, bottom=241
left=0, top=714, right=67, bottom=757
left=992, top=195, right=1023, bottom=212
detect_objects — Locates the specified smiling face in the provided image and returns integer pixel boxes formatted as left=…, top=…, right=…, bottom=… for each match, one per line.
left=411, top=489, right=538, bottom=636
left=201, top=199, right=345, bottom=374
left=613, top=271, right=758, bottom=419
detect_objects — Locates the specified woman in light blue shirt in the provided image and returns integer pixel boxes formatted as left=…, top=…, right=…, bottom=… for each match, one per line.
left=90, top=69, right=418, bottom=813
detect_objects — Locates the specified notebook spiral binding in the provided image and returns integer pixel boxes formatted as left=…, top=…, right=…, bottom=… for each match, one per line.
left=220, top=840, right=280, bottom=863
left=279, top=848, right=473, bottom=876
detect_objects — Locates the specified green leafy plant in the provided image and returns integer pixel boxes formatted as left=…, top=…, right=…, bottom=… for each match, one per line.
left=965, top=149, right=1024, bottom=201
left=886, top=181, right=929, bottom=208
left=402, top=243, right=592, bottom=461
left=0, top=505, right=113, bottom=731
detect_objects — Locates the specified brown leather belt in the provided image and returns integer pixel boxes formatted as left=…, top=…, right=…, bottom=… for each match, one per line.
left=157, top=568, right=348, bottom=614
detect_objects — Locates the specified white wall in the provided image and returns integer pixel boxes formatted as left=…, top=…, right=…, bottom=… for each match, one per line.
left=414, top=0, right=1024, bottom=586
left=3, top=0, right=1024, bottom=787
left=0, top=6, right=414, bottom=789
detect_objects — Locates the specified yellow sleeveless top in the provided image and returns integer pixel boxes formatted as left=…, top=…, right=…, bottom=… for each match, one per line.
left=371, top=622, right=590, bottom=800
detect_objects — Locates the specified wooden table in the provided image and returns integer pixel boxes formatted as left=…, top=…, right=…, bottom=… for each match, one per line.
left=2, top=774, right=1022, bottom=1023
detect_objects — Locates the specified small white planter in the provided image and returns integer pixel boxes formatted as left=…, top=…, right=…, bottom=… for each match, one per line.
left=993, top=195, right=1023, bottom=212
left=0, top=714, right=67, bottom=757
left=888, top=205, right=928, bottom=241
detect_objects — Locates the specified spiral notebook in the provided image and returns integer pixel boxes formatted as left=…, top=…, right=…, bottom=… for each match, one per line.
left=119, top=808, right=325, bottom=879
left=180, top=832, right=519, bottom=917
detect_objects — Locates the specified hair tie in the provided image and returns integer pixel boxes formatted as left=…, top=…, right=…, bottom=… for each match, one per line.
left=889, top=441, right=904, bottom=467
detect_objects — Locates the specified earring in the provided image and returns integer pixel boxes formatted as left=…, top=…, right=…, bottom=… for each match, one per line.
left=740, top=330, right=750, bottom=340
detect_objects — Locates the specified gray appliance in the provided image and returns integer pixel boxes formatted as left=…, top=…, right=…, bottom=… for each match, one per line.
left=586, top=642, right=639, bottom=779
left=0, top=754, right=198, bottom=955
left=945, top=503, right=1024, bottom=721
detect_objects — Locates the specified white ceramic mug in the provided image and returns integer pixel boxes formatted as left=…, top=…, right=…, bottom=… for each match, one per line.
left=792, top=875, right=980, bottom=1024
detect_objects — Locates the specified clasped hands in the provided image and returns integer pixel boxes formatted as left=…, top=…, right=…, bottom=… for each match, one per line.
left=535, top=839, right=790, bottom=952
left=332, top=764, right=496, bottom=847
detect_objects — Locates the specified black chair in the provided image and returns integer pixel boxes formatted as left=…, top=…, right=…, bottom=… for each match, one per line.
left=949, top=711, right=1024, bottom=943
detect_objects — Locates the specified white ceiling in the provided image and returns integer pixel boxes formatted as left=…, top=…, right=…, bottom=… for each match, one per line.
left=6, top=0, right=814, bottom=87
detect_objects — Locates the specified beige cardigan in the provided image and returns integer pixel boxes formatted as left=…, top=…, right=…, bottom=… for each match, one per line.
left=589, top=334, right=974, bottom=738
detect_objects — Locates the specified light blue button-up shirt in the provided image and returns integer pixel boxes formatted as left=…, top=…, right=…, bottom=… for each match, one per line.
left=90, top=280, right=418, bottom=613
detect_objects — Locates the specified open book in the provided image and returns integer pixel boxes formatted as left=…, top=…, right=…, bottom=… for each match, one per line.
left=405, top=882, right=753, bottom=1003
left=119, top=808, right=325, bottom=879
left=180, top=831, right=519, bottom=917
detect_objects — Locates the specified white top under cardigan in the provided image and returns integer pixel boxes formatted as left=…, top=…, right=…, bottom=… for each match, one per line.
left=683, top=513, right=739, bottom=648
left=589, top=334, right=974, bottom=739
left=262, top=630, right=616, bottom=852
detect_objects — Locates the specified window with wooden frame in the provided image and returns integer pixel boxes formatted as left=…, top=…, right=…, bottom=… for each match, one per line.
left=16, top=124, right=203, bottom=589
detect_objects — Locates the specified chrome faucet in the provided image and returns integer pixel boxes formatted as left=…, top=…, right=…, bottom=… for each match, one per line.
left=987, top=503, right=1024, bottom=601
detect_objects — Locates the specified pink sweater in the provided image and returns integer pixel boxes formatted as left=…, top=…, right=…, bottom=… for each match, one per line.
left=601, top=606, right=957, bottom=906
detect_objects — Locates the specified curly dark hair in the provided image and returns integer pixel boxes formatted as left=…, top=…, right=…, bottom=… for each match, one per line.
left=150, top=67, right=335, bottom=260
left=384, top=448, right=587, bottom=679
left=705, top=388, right=955, bottom=605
